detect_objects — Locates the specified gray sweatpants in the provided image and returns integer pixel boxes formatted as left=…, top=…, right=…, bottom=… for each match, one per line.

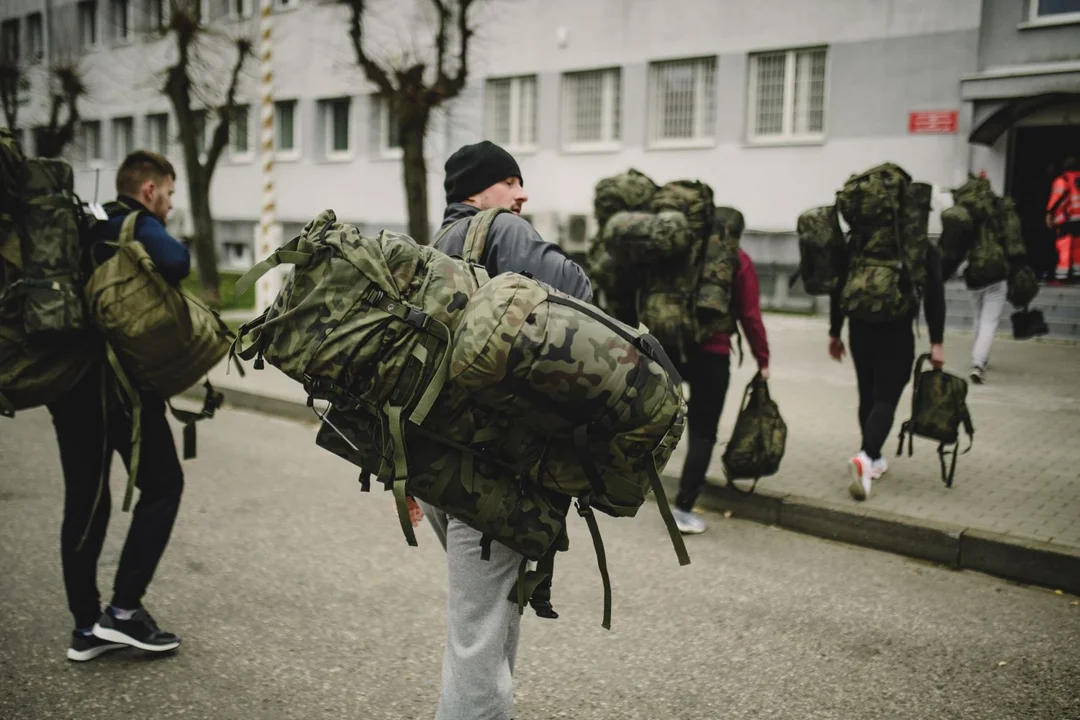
left=418, top=500, right=522, bottom=720
left=971, top=279, right=1007, bottom=371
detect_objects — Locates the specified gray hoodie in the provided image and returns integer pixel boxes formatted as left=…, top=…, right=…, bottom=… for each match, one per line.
left=434, top=203, right=593, bottom=302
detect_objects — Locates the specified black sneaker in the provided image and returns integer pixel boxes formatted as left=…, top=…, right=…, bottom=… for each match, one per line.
left=92, top=607, right=181, bottom=652
left=67, top=631, right=127, bottom=662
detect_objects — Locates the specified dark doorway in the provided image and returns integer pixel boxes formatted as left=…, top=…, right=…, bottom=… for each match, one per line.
left=1007, top=125, right=1080, bottom=277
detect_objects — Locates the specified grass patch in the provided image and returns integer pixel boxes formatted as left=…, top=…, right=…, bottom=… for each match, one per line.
left=182, top=270, right=255, bottom=311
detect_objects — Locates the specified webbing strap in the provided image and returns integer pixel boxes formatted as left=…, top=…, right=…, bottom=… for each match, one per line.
left=233, top=236, right=311, bottom=298
left=462, top=208, right=509, bottom=264
left=647, top=464, right=691, bottom=567
left=577, top=496, right=612, bottom=630
left=392, top=478, right=418, bottom=546
left=572, top=425, right=608, bottom=498
left=105, top=343, right=141, bottom=512
left=117, top=210, right=140, bottom=247
left=515, top=557, right=528, bottom=616
left=409, top=330, right=450, bottom=428
left=385, top=404, right=409, bottom=482
left=167, top=380, right=224, bottom=460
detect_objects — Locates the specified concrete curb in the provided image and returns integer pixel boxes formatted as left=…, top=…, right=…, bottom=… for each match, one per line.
left=186, top=384, right=1080, bottom=597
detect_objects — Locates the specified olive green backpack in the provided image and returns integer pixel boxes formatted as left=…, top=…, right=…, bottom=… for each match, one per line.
left=896, top=354, right=974, bottom=488
left=792, top=205, right=847, bottom=296
left=721, top=374, right=787, bottom=493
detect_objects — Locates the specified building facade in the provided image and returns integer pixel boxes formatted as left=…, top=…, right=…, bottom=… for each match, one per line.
left=9, top=0, right=1068, bottom=305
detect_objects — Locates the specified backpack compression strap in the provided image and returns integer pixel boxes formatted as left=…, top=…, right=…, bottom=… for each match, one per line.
left=461, top=207, right=510, bottom=264
left=233, top=235, right=313, bottom=299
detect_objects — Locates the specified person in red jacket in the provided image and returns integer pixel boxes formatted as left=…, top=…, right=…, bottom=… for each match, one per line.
left=671, top=207, right=770, bottom=535
left=1047, top=156, right=1080, bottom=284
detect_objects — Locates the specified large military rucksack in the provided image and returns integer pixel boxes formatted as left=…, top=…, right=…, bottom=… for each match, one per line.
left=897, top=354, right=974, bottom=488
left=0, top=130, right=99, bottom=416
left=234, top=209, right=690, bottom=628
left=793, top=205, right=847, bottom=296
left=692, top=206, right=741, bottom=341
left=837, top=163, right=932, bottom=323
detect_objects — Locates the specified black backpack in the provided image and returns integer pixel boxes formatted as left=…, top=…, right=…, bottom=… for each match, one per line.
left=897, top=354, right=974, bottom=488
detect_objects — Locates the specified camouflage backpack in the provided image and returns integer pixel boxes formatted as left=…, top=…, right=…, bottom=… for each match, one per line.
left=897, top=354, right=973, bottom=488
left=837, top=164, right=932, bottom=322
left=1007, top=263, right=1039, bottom=309
left=721, top=373, right=787, bottom=493
left=0, top=131, right=99, bottom=416
left=692, top=206, right=742, bottom=342
left=950, top=178, right=1011, bottom=288
left=236, top=209, right=690, bottom=628
left=588, top=170, right=658, bottom=323
left=793, top=205, right=847, bottom=296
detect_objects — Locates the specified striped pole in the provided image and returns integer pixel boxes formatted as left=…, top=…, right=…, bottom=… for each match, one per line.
left=255, top=0, right=281, bottom=313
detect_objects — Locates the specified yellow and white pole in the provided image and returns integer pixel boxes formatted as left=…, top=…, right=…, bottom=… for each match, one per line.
left=255, top=0, right=281, bottom=313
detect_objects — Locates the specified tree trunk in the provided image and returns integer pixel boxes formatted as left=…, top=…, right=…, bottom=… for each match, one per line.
left=187, top=169, right=221, bottom=307
left=400, top=108, right=431, bottom=245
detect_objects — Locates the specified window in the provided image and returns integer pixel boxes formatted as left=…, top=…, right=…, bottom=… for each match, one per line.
left=319, top=97, right=351, bottom=159
left=111, top=0, right=132, bottom=42
left=1, top=19, right=20, bottom=65
left=145, top=0, right=165, bottom=30
left=562, top=68, right=621, bottom=150
left=648, top=57, right=716, bottom=146
left=26, top=13, right=44, bottom=63
left=230, top=104, right=251, bottom=158
left=372, top=94, right=401, bottom=158
left=82, top=120, right=103, bottom=163
left=79, top=1, right=98, bottom=50
left=146, top=112, right=168, bottom=154
left=484, top=75, right=537, bottom=151
left=230, top=0, right=253, bottom=18
left=1031, top=0, right=1080, bottom=20
left=112, top=117, right=134, bottom=162
left=748, top=47, right=827, bottom=143
left=274, top=99, right=298, bottom=157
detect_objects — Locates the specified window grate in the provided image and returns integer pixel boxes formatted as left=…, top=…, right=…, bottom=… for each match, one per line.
left=484, top=75, right=537, bottom=149
left=562, top=68, right=621, bottom=147
left=750, top=47, right=827, bottom=142
left=648, top=57, right=716, bottom=144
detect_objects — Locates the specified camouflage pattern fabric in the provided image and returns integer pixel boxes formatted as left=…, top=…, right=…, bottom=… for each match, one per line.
left=721, top=374, right=787, bottom=492
left=87, top=211, right=233, bottom=399
left=1007, top=263, right=1039, bottom=309
left=651, top=180, right=715, bottom=241
left=795, top=205, right=847, bottom=296
left=838, top=165, right=931, bottom=322
left=963, top=223, right=1010, bottom=288
left=593, top=169, right=658, bottom=230
left=1000, top=197, right=1026, bottom=259
left=693, top=207, right=742, bottom=340
left=951, top=177, right=997, bottom=223
left=0, top=133, right=97, bottom=415
left=603, top=210, right=691, bottom=265
left=897, top=354, right=974, bottom=488
left=940, top=205, right=974, bottom=262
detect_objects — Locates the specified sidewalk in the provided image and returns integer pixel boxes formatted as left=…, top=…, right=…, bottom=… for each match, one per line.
left=186, top=314, right=1080, bottom=593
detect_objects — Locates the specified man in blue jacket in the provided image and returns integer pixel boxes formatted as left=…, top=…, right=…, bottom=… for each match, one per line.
left=50, top=150, right=189, bottom=662
left=420, top=140, right=592, bottom=720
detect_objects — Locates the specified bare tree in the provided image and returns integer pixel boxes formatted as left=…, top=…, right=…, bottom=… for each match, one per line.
left=0, top=49, right=84, bottom=159
left=161, top=1, right=253, bottom=306
left=343, top=0, right=477, bottom=245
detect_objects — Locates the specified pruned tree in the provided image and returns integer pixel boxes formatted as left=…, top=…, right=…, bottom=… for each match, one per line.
left=0, top=50, right=84, bottom=159
left=160, top=0, right=253, bottom=306
left=343, top=0, right=477, bottom=245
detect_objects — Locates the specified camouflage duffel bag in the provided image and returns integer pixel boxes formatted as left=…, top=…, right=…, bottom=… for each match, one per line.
left=603, top=210, right=692, bottom=265
left=448, top=274, right=690, bottom=543
left=593, top=168, right=658, bottom=230
left=721, top=373, right=787, bottom=493
left=897, top=353, right=974, bottom=488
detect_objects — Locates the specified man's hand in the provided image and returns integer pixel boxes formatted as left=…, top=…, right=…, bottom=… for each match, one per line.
left=406, top=496, right=424, bottom=527
left=828, top=336, right=846, bottom=363
left=929, top=343, right=945, bottom=369
left=759, top=367, right=770, bottom=381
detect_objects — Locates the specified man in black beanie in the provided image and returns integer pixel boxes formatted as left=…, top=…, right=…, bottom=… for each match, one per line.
left=418, top=140, right=591, bottom=720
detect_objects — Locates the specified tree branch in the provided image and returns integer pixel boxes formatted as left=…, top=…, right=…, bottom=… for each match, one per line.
left=205, top=37, right=251, bottom=178
left=429, top=0, right=474, bottom=104
left=429, top=0, right=451, bottom=90
left=0, top=62, right=19, bottom=130
left=342, top=0, right=394, bottom=95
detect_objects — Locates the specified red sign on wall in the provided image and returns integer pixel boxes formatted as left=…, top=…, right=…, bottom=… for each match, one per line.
left=909, top=110, right=959, bottom=134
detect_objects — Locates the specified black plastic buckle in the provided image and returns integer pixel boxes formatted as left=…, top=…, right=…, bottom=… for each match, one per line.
left=405, top=307, right=431, bottom=330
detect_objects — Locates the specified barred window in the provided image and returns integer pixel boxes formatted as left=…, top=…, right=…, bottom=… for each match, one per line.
left=749, top=47, right=827, bottom=143
left=82, top=120, right=102, bottom=163
left=145, top=113, right=169, bottom=155
left=562, top=68, right=621, bottom=150
left=484, top=75, right=537, bottom=150
left=112, top=116, right=134, bottom=163
left=648, top=57, right=716, bottom=145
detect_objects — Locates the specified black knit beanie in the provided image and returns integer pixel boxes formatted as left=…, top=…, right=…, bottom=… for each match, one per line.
left=444, top=141, right=523, bottom=204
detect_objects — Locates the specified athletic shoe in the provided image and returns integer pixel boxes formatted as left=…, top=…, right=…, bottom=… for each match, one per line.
left=847, top=452, right=873, bottom=501
left=672, top=508, right=707, bottom=534
left=92, top=607, right=181, bottom=653
left=67, top=631, right=127, bottom=662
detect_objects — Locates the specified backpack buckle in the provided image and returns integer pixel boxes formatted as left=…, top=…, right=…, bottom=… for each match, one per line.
left=405, top=307, right=431, bottom=330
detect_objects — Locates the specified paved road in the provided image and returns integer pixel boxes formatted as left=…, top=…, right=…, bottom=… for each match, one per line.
left=2, top=407, right=1079, bottom=719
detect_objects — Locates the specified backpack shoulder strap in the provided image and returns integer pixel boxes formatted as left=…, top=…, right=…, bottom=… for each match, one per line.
left=462, top=207, right=511, bottom=264
left=432, top=216, right=468, bottom=247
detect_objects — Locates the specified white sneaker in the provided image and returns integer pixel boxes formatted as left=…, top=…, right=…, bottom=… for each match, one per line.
left=672, top=508, right=707, bottom=535
left=847, top=452, right=872, bottom=501
left=871, top=457, right=888, bottom=479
